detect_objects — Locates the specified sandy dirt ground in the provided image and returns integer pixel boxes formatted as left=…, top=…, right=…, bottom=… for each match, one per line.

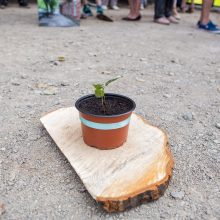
left=0, top=3, right=220, bottom=220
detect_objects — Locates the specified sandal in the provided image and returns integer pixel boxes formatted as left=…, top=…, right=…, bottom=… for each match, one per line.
left=122, top=14, right=141, bottom=21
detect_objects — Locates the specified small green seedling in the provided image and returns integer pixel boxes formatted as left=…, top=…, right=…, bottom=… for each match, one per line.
left=93, top=76, right=122, bottom=111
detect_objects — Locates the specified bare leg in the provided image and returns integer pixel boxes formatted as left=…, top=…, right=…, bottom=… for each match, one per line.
left=173, top=0, right=178, bottom=16
left=181, top=0, right=186, bottom=12
left=127, top=0, right=141, bottom=18
left=96, top=0, right=102, bottom=6
left=191, top=0, right=195, bottom=10
left=200, top=0, right=212, bottom=24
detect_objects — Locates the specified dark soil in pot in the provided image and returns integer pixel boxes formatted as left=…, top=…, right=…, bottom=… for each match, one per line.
left=76, top=93, right=135, bottom=116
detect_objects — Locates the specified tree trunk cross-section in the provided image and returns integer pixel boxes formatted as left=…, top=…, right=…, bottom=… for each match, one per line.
left=40, top=107, right=174, bottom=212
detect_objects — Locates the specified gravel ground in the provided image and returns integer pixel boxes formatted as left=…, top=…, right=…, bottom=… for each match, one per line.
left=0, top=4, right=220, bottom=220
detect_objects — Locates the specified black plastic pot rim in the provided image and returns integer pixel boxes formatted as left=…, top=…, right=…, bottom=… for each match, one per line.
left=75, top=93, right=136, bottom=118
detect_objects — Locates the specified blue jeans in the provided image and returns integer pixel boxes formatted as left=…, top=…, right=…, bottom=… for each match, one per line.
left=154, top=0, right=173, bottom=19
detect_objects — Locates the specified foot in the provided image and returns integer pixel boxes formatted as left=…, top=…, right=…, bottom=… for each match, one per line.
left=167, top=16, right=179, bottom=24
left=155, top=17, right=170, bottom=25
left=111, top=5, right=119, bottom=10
left=140, top=4, right=144, bottom=10
left=173, top=14, right=181, bottom=20
left=197, top=20, right=220, bottom=34
left=122, top=14, right=141, bottom=21
left=173, top=9, right=181, bottom=20
left=0, top=4, right=5, bottom=9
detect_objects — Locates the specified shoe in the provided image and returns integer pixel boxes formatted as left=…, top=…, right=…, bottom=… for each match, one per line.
left=0, top=4, right=5, bottom=9
left=112, top=5, right=119, bottom=10
left=83, top=5, right=93, bottom=16
left=102, top=5, right=108, bottom=10
left=155, top=17, right=170, bottom=25
left=96, top=14, right=113, bottom=22
left=18, top=0, right=29, bottom=8
left=197, top=20, right=220, bottom=34
left=140, top=4, right=144, bottom=10
left=208, top=20, right=218, bottom=28
left=122, top=14, right=141, bottom=21
left=167, top=16, right=179, bottom=24
left=96, top=5, right=104, bottom=15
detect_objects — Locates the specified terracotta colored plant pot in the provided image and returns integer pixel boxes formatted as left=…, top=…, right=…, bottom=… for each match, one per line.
left=75, top=93, right=136, bottom=150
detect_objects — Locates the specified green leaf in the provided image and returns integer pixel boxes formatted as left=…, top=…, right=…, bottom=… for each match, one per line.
left=93, top=84, right=105, bottom=98
left=105, top=76, right=122, bottom=87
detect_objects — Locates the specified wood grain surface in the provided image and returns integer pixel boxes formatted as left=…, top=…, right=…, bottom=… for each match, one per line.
left=40, top=107, right=174, bottom=212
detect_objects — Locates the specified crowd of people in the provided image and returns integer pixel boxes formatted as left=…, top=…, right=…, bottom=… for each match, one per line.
left=0, top=0, right=219, bottom=34
left=81, top=0, right=219, bottom=33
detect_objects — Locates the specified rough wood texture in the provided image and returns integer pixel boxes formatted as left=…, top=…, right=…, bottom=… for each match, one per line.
left=40, top=107, right=174, bottom=212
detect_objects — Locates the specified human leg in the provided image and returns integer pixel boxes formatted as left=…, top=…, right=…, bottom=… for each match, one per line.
left=127, top=0, right=141, bottom=18
left=102, top=0, right=109, bottom=6
left=0, top=0, right=6, bottom=7
left=154, top=0, right=171, bottom=24
left=164, top=0, right=179, bottom=23
left=199, top=0, right=212, bottom=24
left=197, top=0, right=220, bottom=33
left=110, top=0, right=119, bottom=9
left=82, top=0, right=93, bottom=16
left=96, top=0, right=102, bottom=6
left=173, top=0, right=181, bottom=19
left=164, top=0, right=174, bottom=18
left=154, top=0, right=165, bottom=19
left=180, top=0, right=186, bottom=12
left=122, top=0, right=141, bottom=20
left=95, top=0, right=104, bottom=14
left=102, top=0, right=109, bottom=9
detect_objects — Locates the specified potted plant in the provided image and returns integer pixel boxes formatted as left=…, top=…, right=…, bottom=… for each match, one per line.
left=75, top=76, right=136, bottom=150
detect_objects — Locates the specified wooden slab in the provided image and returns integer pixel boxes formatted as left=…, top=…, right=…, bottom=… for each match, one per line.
left=40, top=107, right=174, bottom=212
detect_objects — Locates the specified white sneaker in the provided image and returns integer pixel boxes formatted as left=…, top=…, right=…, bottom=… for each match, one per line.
left=102, top=5, right=108, bottom=10
left=140, top=4, right=144, bottom=10
left=112, top=5, right=120, bottom=10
